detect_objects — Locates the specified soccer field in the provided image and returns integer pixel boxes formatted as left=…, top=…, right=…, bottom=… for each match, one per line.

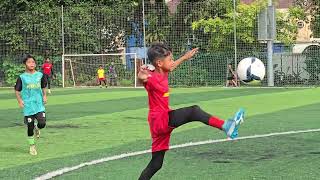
left=0, top=87, right=320, bottom=180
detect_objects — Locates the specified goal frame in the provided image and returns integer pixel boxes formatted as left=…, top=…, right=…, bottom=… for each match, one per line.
left=62, top=53, right=138, bottom=88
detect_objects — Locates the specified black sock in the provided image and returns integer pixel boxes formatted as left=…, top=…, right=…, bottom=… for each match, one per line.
left=139, top=151, right=165, bottom=180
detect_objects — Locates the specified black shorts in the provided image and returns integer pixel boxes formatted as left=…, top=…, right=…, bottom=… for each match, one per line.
left=24, top=112, right=46, bottom=124
left=43, top=74, right=51, bottom=80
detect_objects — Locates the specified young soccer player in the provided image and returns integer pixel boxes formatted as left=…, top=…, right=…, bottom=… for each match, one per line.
left=226, top=63, right=239, bottom=87
left=108, top=62, right=117, bottom=86
left=14, top=55, right=47, bottom=155
left=138, top=43, right=245, bottom=180
left=41, top=57, right=53, bottom=93
left=97, top=65, right=107, bottom=88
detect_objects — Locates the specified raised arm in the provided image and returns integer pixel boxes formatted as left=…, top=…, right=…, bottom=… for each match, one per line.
left=170, top=48, right=198, bottom=71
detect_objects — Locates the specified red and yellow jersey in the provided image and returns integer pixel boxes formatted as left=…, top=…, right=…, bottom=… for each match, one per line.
left=97, top=69, right=105, bottom=78
left=144, top=71, right=173, bottom=152
left=144, top=71, right=170, bottom=112
left=42, top=63, right=53, bottom=75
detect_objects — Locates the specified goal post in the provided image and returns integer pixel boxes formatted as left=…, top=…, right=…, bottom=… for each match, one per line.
left=62, top=53, right=140, bottom=88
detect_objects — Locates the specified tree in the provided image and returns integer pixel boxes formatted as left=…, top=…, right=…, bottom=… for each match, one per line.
left=309, top=0, right=320, bottom=37
left=0, top=0, right=138, bottom=56
left=190, top=0, right=266, bottom=51
left=191, top=0, right=307, bottom=51
left=277, top=6, right=307, bottom=45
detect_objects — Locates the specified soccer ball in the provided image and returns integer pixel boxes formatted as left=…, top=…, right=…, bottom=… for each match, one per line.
left=146, top=64, right=155, bottom=71
left=237, top=57, right=265, bottom=85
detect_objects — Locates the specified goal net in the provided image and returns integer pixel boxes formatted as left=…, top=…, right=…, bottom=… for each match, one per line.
left=62, top=53, right=141, bottom=88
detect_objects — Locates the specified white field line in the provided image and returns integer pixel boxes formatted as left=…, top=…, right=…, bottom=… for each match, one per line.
left=34, top=128, right=320, bottom=180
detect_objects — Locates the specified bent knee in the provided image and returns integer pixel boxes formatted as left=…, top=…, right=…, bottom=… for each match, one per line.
left=191, top=105, right=200, bottom=110
left=37, top=121, right=46, bottom=129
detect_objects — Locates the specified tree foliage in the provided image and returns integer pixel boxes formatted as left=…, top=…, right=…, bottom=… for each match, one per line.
left=0, top=0, right=138, bottom=57
left=309, top=0, right=320, bottom=37
left=191, top=0, right=308, bottom=50
left=277, top=6, right=307, bottom=45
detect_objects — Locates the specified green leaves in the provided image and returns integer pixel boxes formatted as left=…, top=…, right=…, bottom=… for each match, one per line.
left=2, top=61, right=25, bottom=86
left=191, top=1, right=266, bottom=50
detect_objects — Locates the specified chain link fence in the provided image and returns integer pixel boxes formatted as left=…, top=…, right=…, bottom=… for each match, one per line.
left=0, top=0, right=319, bottom=87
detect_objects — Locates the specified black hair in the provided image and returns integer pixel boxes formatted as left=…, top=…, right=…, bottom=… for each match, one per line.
left=147, top=43, right=172, bottom=65
left=99, top=65, right=103, bottom=67
left=23, top=54, right=35, bottom=64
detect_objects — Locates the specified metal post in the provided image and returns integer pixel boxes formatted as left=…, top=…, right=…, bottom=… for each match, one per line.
left=267, top=0, right=274, bottom=86
left=142, top=0, right=147, bottom=64
left=61, top=5, right=65, bottom=88
left=233, top=0, right=237, bottom=69
left=134, top=54, right=137, bottom=88
left=69, top=59, right=76, bottom=87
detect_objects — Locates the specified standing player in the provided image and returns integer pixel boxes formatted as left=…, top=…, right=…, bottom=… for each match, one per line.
left=226, top=63, right=238, bottom=87
left=41, top=57, right=53, bottom=94
left=97, top=65, right=107, bottom=88
left=108, top=62, right=117, bottom=86
left=15, top=55, right=47, bottom=155
left=138, top=43, right=245, bottom=180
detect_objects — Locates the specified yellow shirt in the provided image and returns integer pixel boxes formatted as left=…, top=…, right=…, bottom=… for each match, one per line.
left=97, top=69, right=105, bottom=78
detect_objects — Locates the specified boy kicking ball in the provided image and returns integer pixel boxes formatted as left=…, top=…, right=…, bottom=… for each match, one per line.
left=138, top=43, right=244, bottom=180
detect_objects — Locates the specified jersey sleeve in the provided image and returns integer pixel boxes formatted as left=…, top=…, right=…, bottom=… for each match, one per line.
left=144, top=75, right=164, bottom=92
left=14, top=77, right=22, bottom=91
left=144, top=76, right=155, bottom=91
left=41, top=74, right=48, bottom=88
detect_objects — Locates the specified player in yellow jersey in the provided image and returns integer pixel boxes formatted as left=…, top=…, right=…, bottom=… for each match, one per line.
left=97, top=65, right=107, bottom=88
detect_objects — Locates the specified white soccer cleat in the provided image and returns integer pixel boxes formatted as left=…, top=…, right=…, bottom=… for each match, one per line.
left=29, top=145, right=37, bottom=156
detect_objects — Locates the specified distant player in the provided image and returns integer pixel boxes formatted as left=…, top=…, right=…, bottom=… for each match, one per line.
left=97, top=65, right=107, bottom=88
left=14, top=55, right=47, bottom=156
left=226, top=63, right=238, bottom=87
left=108, top=62, right=117, bottom=86
left=138, top=43, right=245, bottom=180
left=41, top=57, right=53, bottom=93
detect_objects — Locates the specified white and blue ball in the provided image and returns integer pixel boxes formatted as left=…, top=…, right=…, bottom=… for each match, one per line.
left=237, top=57, right=265, bottom=85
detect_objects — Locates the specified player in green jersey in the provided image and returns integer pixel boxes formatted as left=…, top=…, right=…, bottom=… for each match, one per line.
left=14, top=55, right=47, bottom=155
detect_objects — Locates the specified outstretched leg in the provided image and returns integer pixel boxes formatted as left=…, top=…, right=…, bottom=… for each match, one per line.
left=168, top=105, right=224, bottom=129
left=139, top=150, right=166, bottom=180
left=169, top=105, right=244, bottom=139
